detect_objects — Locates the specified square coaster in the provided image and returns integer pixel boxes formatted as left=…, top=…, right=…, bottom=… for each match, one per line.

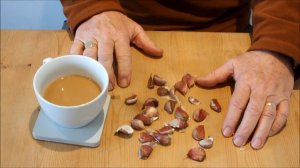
left=32, top=96, right=110, bottom=147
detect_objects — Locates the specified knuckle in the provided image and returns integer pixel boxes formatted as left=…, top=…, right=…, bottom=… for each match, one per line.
left=261, top=109, right=276, bottom=120
left=230, top=100, right=245, bottom=112
left=246, top=105, right=261, bottom=117
left=98, top=55, right=112, bottom=64
left=135, top=25, right=144, bottom=34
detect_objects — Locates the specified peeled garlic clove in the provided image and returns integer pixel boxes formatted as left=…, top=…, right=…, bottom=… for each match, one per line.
left=134, top=114, right=153, bottom=126
left=182, top=73, right=195, bottom=88
left=192, top=125, right=205, bottom=141
left=139, top=132, right=155, bottom=143
left=147, top=74, right=154, bottom=89
left=138, top=142, right=154, bottom=160
left=174, top=81, right=188, bottom=96
left=124, top=94, right=138, bottom=105
left=199, top=136, right=213, bottom=149
left=188, top=96, right=200, bottom=105
left=131, top=119, right=145, bottom=130
left=158, top=125, right=175, bottom=135
left=115, top=125, right=134, bottom=137
left=153, top=133, right=171, bottom=146
left=157, top=86, right=169, bottom=96
left=210, top=98, right=221, bottom=112
left=164, top=99, right=177, bottom=114
left=187, top=147, right=206, bottom=162
left=153, top=75, right=167, bottom=86
left=142, top=98, right=159, bottom=109
left=193, top=109, right=208, bottom=122
left=168, top=118, right=188, bottom=130
left=142, top=106, right=159, bottom=121
left=175, top=106, right=189, bottom=121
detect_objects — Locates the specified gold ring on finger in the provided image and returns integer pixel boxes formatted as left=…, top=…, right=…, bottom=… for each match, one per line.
left=265, top=101, right=276, bottom=108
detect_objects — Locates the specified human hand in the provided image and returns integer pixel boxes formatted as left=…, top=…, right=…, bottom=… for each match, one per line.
left=196, top=51, right=294, bottom=149
left=70, top=11, right=163, bottom=90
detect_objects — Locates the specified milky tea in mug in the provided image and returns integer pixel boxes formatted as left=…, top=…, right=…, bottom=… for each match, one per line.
left=33, top=55, right=109, bottom=128
left=44, top=75, right=101, bottom=106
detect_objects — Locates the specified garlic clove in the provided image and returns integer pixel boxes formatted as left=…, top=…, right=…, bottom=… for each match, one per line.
left=142, top=98, right=159, bottom=109
left=182, top=73, right=195, bottom=88
left=175, top=106, right=189, bottom=121
left=138, top=142, right=154, bottom=160
left=115, top=125, right=134, bottom=137
left=124, top=94, right=138, bottom=105
left=210, top=98, right=221, bottom=112
left=142, top=106, right=159, bottom=121
left=187, top=147, right=206, bottom=162
left=169, top=87, right=180, bottom=103
left=147, top=74, right=154, bottom=89
left=157, top=86, right=170, bottom=96
left=188, top=96, right=200, bottom=105
left=131, top=119, right=145, bottom=130
left=193, top=109, right=208, bottom=122
left=139, top=132, right=155, bottom=143
left=164, top=99, right=177, bottom=114
left=153, top=133, right=171, bottom=146
left=192, top=125, right=205, bottom=141
left=153, top=75, right=167, bottom=86
left=174, top=81, right=188, bottom=96
left=158, top=125, right=175, bottom=135
left=168, top=118, right=188, bottom=130
left=134, top=114, right=153, bottom=126
left=199, top=136, right=213, bottom=149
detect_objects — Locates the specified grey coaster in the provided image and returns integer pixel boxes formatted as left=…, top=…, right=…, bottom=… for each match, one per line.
left=32, top=96, right=110, bottom=147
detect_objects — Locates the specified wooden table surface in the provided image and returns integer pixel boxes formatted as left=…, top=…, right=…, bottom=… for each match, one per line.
left=1, top=30, right=299, bottom=167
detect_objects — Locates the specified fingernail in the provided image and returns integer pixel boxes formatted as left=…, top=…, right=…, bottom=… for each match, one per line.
left=251, top=138, right=262, bottom=149
left=223, top=127, right=232, bottom=137
left=119, top=78, right=128, bottom=88
left=233, top=136, right=244, bottom=147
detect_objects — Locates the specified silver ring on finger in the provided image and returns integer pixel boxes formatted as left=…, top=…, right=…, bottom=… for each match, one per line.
left=84, top=40, right=98, bottom=49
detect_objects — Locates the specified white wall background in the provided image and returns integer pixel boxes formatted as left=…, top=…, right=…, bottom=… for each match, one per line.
left=1, top=0, right=66, bottom=30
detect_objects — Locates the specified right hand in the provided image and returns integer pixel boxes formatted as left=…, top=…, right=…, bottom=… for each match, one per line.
left=70, top=11, right=163, bottom=90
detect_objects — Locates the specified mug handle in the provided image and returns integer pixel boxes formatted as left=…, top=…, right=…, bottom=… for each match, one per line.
left=42, top=57, right=53, bottom=65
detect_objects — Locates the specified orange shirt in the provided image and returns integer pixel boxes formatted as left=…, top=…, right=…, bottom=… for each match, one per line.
left=61, top=0, right=300, bottom=66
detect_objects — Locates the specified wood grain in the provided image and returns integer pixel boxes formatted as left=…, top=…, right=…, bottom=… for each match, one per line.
left=1, top=30, right=299, bottom=167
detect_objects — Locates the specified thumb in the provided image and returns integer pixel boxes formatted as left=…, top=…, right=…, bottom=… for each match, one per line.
left=131, top=26, right=163, bottom=57
left=196, top=60, right=234, bottom=87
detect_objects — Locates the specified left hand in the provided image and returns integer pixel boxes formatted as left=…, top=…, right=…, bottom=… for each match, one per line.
left=196, top=50, right=294, bottom=149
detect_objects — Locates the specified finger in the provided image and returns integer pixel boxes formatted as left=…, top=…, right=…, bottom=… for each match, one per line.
left=82, top=40, right=98, bottom=60
left=114, top=38, right=131, bottom=88
left=222, top=82, right=250, bottom=137
left=132, top=25, right=163, bottom=57
left=196, top=60, right=234, bottom=87
left=233, top=90, right=266, bottom=147
left=97, top=39, right=116, bottom=91
left=250, top=101, right=277, bottom=149
left=269, top=100, right=289, bottom=136
left=70, top=39, right=84, bottom=55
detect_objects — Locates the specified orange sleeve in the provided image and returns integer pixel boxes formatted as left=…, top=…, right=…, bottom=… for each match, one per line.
left=249, top=0, right=300, bottom=64
left=60, top=0, right=125, bottom=35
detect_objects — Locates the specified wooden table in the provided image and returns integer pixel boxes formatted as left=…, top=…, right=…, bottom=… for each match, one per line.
left=1, top=30, right=299, bottom=167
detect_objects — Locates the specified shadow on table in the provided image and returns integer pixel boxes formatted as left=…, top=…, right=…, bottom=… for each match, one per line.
left=29, top=106, right=81, bottom=152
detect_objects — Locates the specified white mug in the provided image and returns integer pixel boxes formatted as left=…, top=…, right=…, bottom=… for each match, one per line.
left=33, top=55, right=109, bottom=128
